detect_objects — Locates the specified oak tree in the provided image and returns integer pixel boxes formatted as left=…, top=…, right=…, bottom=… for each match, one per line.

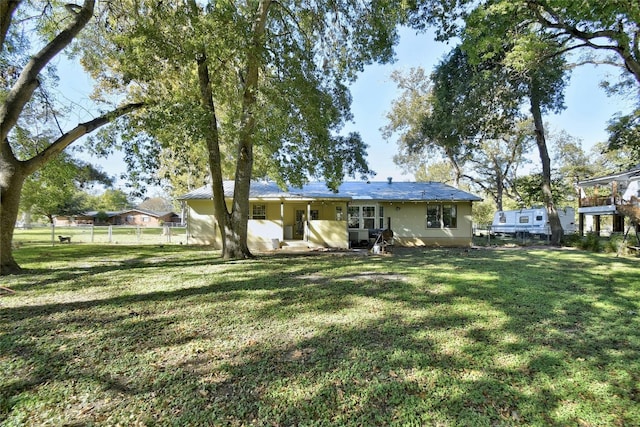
left=86, top=0, right=401, bottom=259
left=0, top=0, right=143, bottom=274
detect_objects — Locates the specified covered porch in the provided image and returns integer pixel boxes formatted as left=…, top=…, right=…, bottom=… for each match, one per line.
left=248, top=198, right=349, bottom=250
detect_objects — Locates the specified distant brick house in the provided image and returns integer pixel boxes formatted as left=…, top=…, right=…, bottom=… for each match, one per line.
left=54, top=209, right=181, bottom=227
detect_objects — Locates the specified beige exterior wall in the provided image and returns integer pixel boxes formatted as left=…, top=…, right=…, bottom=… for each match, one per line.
left=186, top=199, right=220, bottom=247
left=186, top=198, right=474, bottom=249
left=187, top=199, right=351, bottom=250
left=247, top=219, right=284, bottom=251
left=308, top=220, right=349, bottom=248
left=378, top=201, right=474, bottom=247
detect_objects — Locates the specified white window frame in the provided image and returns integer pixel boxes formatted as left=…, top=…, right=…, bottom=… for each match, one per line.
left=252, top=204, right=266, bottom=220
left=348, top=204, right=386, bottom=230
left=426, top=203, right=458, bottom=229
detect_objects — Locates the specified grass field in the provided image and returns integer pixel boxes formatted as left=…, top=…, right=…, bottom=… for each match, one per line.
left=1, top=245, right=639, bottom=426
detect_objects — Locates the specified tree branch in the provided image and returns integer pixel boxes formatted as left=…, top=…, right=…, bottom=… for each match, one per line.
left=23, top=102, right=144, bottom=175
left=0, top=0, right=21, bottom=52
left=526, top=1, right=640, bottom=84
left=1, top=0, right=95, bottom=143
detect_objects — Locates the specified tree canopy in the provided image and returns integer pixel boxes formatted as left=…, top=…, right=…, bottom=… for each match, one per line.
left=410, top=0, right=640, bottom=158
left=82, top=0, right=404, bottom=258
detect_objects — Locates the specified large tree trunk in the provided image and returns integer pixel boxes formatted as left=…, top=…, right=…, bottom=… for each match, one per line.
left=1, top=0, right=144, bottom=275
left=194, top=0, right=270, bottom=260
left=221, top=0, right=271, bottom=260
left=530, top=82, right=563, bottom=245
left=0, top=144, right=25, bottom=274
left=494, top=164, right=505, bottom=212
left=0, top=1, right=20, bottom=51
left=0, top=104, right=143, bottom=275
left=190, top=0, right=270, bottom=260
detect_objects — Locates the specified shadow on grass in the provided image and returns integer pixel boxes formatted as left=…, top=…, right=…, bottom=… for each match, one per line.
left=1, top=247, right=639, bottom=425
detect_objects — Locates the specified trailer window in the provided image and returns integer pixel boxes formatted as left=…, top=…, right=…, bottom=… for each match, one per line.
left=499, top=213, right=506, bottom=223
left=519, top=216, right=529, bottom=223
left=536, top=215, right=543, bottom=221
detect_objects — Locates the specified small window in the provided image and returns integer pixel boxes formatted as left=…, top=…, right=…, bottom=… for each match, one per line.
left=348, top=206, right=360, bottom=228
left=142, top=216, right=150, bottom=222
left=535, top=215, right=543, bottom=221
left=363, top=206, right=375, bottom=229
left=379, top=206, right=385, bottom=228
left=426, top=204, right=441, bottom=228
left=499, top=214, right=506, bottom=224
left=427, top=203, right=457, bottom=228
left=442, top=204, right=457, bottom=228
left=519, top=216, right=529, bottom=224
left=310, top=210, right=319, bottom=220
left=335, top=206, right=344, bottom=221
left=252, top=204, right=266, bottom=220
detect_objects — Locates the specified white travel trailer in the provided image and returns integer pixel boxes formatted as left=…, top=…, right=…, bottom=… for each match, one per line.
left=491, top=207, right=576, bottom=237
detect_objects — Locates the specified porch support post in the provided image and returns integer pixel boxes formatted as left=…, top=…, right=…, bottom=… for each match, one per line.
left=306, top=202, right=311, bottom=242
left=280, top=202, right=284, bottom=241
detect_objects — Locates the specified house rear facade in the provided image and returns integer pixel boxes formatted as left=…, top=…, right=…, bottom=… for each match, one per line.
left=179, top=180, right=482, bottom=250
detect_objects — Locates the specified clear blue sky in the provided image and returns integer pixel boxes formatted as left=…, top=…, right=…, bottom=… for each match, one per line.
left=60, top=27, right=635, bottom=190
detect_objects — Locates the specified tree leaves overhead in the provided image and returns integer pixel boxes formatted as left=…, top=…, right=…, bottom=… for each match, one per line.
left=606, top=108, right=640, bottom=167
left=84, top=1, right=399, bottom=192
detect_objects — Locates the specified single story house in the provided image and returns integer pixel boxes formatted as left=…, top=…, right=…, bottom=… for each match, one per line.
left=577, top=164, right=640, bottom=235
left=178, top=179, right=482, bottom=251
left=54, top=209, right=180, bottom=227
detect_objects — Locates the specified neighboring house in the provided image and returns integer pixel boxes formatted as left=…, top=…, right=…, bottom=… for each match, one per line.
left=53, top=209, right=181, bottom=227
left=115, top=208, right=179, bottom=227
left=178, top=179, right=482, bottom=251
left=53, top=211, right=120, bottom=226
left=577, top=165, right=640, bottom=235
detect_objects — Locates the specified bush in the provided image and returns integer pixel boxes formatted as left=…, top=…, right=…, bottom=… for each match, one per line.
left=605, top=233, right=625, bottom=253
left=562, top=233, right=583, bottom=248
left=577, top=233, right=602, bottom=252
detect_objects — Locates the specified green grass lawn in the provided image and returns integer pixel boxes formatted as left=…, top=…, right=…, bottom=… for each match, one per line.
left=1, top=245, right=639, bottom=426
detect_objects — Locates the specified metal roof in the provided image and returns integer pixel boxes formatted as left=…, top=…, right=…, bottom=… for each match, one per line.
left=578, top=165, right=640, bottom=186
left=179, top=180, right=482, bottom=202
